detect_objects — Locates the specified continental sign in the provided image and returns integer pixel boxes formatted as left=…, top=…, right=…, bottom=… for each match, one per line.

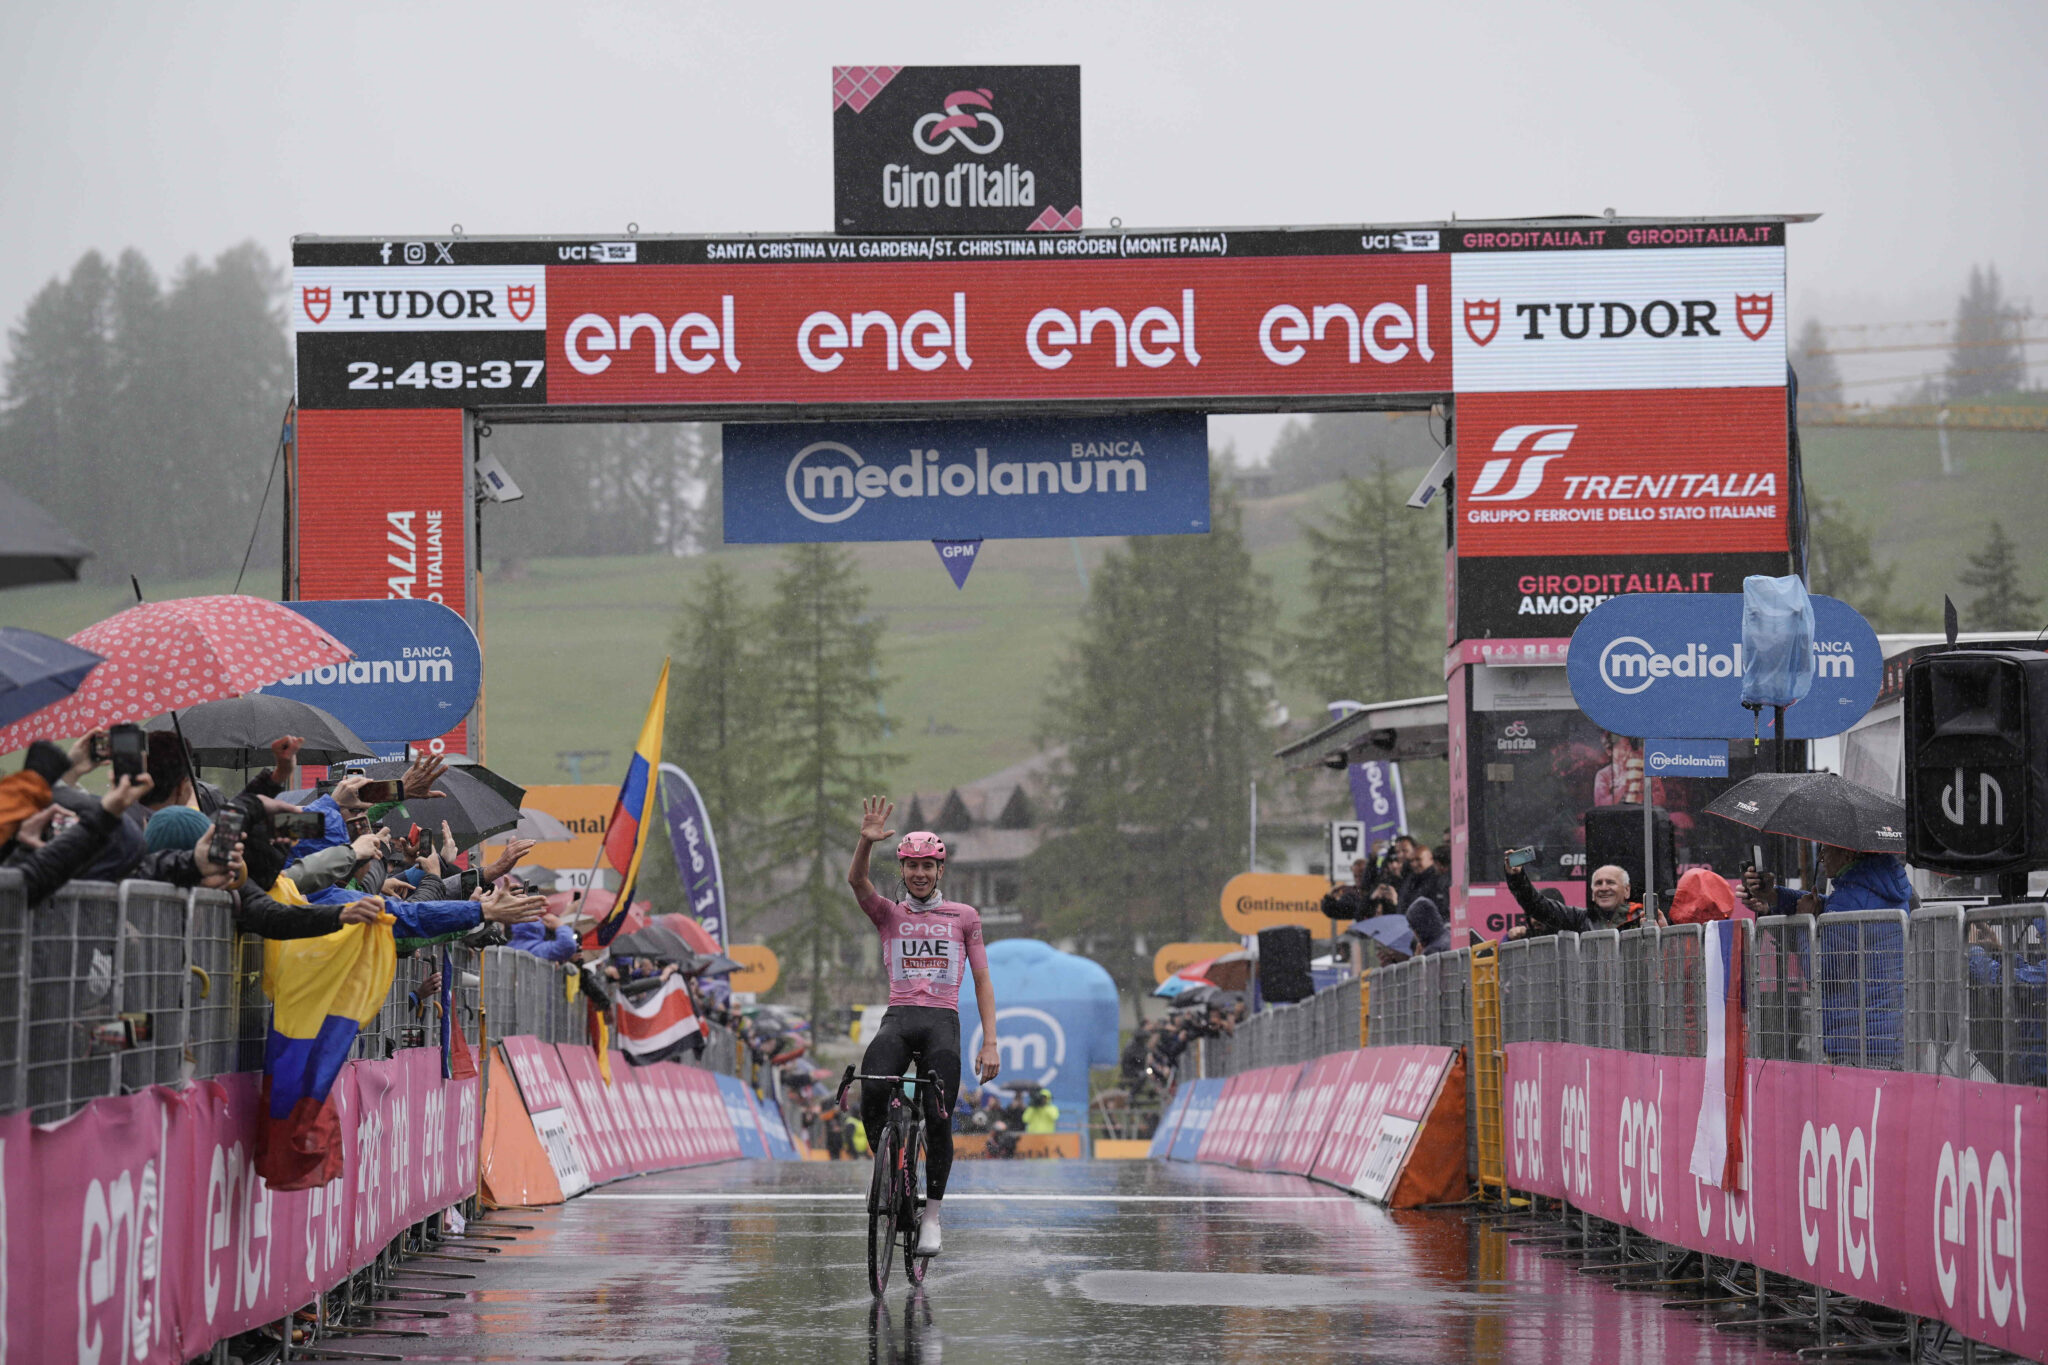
left=1219, top=873, right=1348, bottom=937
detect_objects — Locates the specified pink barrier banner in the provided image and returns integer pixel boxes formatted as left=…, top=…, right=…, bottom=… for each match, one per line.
left=1192, top=1071, right=1254, bottom=1165
left=1266, top=1051, right=1361, bottom=1176
left=552, top=1044, right=638, bottom=1185
left=1505, top=1042, right=2047, bottom=1361
left=3, top=1053, right=479, bottom=1365
left=1306, top=1045, right=1462, bottom=1194
left=1236, top=1062, right=1304, bottom=1171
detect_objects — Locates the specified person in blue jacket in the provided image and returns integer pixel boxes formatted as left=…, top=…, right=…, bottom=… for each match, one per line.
left=1744, top=846, right=1912, bottom=1066
left=510, top=907, right=580, bottom=962
left=1967, top=916, right=2047, bottom=1085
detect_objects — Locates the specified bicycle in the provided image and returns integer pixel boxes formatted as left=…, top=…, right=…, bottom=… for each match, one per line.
left=838, top=1065, right=934, bottom=1295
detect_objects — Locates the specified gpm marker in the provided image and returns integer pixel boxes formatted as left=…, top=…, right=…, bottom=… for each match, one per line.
left=934, top=539, right=982, bottom=589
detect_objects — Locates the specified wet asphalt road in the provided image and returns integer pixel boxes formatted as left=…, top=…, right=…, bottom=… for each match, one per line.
left=386, top=1159, right=1806, bottom=1364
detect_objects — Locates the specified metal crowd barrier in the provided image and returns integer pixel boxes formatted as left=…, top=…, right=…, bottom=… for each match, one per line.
left=3, top=872, right=742, bottom=1124
left=1205, top=906, right=2042, bottom=1090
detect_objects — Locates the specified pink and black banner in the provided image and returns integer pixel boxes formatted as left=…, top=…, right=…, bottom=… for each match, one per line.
left=1505, top=1042, right=2045, bottom=1360
left=1, top=1043, right=753, bottom=1363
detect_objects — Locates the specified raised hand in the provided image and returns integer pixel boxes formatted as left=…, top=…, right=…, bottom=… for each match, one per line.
left=403, top=753, right=450, bottom=801
left=858, top=795, right=895, bottom=844
left=483, top=837, right=538, bottom=882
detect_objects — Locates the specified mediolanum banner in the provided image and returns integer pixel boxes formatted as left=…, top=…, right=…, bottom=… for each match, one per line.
left=721, top=413, right=1209, bottom=542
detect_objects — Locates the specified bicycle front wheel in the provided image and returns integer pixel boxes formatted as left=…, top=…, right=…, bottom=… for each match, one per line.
left=902, top=1124, right=928, bottom=1285
left=867, top=1127, right=898, bottom=1297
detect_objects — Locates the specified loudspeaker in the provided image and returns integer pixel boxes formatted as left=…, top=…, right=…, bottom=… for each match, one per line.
left=1905, top=647, right=2048, bottom=875
left=1257, top=926, right=1315, bottom=1004
left=1582, top=804, right=1675, bottom=904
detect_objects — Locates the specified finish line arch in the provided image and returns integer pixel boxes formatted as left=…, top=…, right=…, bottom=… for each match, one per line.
left=287, top=215, right=1803, bottom=936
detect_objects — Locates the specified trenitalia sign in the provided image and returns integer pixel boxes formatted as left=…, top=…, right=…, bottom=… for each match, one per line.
left=290, top=224, right=1787, bottom=412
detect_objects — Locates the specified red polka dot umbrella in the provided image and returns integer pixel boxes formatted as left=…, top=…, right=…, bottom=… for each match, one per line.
left=0, top=595, right=352, bottom=752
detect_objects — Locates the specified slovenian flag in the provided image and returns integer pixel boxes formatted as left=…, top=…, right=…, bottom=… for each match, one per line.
left=592, top=658, right=670, bottom=946
left=258, top=908, right=396, bottom=1188
left=1688, top=917, right=1748, bottom=1191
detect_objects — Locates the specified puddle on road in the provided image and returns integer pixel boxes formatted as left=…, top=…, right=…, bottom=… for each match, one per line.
left=1073, top=1269, right=1447, bottom=1310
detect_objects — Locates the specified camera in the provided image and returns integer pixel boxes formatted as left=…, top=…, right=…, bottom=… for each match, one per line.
left=108, top=723, right=146, bottom=781
left=209, top=806, right=245, bottom=868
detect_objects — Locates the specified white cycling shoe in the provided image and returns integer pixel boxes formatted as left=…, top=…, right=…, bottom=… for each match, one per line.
left=916, top=1210, right=942, bottom=1255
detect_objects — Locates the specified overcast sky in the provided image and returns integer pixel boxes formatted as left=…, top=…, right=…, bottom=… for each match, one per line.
left=5, top=0, right=2041, bottom=456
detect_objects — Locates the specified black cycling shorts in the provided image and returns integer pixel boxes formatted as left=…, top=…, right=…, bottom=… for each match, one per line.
left=858, top=1005, right=962, bottom=1200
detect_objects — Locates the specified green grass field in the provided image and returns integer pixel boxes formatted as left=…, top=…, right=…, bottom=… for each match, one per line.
left=7, top=422, right=2042, bottom=795
left=1799, top=401, right=2048, bottom=626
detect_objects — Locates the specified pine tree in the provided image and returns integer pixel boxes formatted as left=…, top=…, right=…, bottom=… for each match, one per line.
left=0, top=243, right=290, bottom=583
left=1948, top=265, right=2027, bottom=400
left=1806, top=497, right=1938, bottom=630
left=1027, top=475, right=1275, bottom=982
left=1957, top=521, right=2043, bottom=630
left=1791, top=317, right=1843, bottom=411
left=657, top=563, right=778, bottom=909
left=758, top=544, right=900, bottom=1021
left=1287, top=460, right=1443, bottom=704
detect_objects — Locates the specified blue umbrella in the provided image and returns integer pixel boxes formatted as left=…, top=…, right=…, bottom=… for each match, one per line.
left=1153, top=974, right=1207, bottom=999
left=1345, top=914, right=1415, bottom=956
left=0, top=628, right=103, bottom=730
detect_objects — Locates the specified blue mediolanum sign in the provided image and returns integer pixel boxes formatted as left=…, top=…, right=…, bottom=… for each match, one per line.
left=1566, top=592, right=1881, bottom=740
left=1645, top=738, right=1730, bottom=778
left=721, top=413, right=1211, bottom=543
left=260, top=599, right=480, bottom=750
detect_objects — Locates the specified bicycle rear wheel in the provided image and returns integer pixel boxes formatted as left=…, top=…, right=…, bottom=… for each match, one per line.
left=867, top=1127, right=898, bottom=1297
left=901, top=1124, right=928, bottom=1285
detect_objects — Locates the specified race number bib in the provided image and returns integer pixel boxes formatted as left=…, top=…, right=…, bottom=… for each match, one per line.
left=896, top=937, right=954, bottom=980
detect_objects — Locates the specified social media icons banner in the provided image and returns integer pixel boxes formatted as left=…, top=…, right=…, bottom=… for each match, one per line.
left=721, top=413, right=1210, bottom=542
left=1566, top=592, right=1880, bottom=740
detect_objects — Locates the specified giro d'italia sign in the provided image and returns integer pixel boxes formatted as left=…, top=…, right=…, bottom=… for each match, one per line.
left=720, top=413, right=1209, bottom=542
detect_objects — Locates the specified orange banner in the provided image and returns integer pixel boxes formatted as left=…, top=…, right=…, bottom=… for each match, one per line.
left=478, top=1046, right=565, bottom=1208
left=1218, top=873, right=1346, bottom=936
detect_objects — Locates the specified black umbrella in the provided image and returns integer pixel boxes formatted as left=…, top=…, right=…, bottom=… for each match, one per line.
left=147, top=694, right=373, bottom=767
left=610, top=922, right=696, bottom=961
left=0, top=628, right=103, bottom=729
left=0, top=479, right=92, bottom=588
left=361, top=760, right=522, bottom=846
left=407, top=751, right=527, bottom=811
left=688, top=952, right=745, bottom=977
left=1704, top=771, right=1909, bottom=855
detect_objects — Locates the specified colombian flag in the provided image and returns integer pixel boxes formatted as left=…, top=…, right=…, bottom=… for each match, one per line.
left=258, top=880, right=396, bottom=1188
left=593, top=658, right=670, bottom=946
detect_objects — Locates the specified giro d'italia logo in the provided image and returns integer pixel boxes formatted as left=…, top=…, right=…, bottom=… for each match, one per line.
left=913, top=89, right=1003, bottom=155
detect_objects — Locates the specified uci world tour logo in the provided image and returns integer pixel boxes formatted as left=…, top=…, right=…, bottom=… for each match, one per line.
left=914, top=89, right=1003, bottom=155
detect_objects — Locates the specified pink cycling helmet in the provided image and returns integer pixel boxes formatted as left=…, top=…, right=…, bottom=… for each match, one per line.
left=896, top=831, right=947, bottom=862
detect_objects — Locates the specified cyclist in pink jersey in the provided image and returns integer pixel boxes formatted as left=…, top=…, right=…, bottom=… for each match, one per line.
left=848, top=796, right=1000, bottom=1256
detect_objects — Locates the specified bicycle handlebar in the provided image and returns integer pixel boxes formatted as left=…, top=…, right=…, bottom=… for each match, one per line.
left=836, top=1067, right=922, bottom=1109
